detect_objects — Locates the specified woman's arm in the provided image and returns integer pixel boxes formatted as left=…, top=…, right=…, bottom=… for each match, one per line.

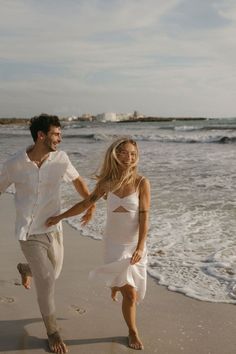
left=46, top=185, right=105, bottom=227
left=130, top=177, right=151, bottom=265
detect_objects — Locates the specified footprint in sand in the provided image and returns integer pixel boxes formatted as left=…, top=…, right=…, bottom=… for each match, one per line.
left=14, top=279, right=21, bottom=286
left=70, top=305, right=86, bottom=315
left=0, top=296, right=15, bottom=304
left=0, top=279, right=21, bottom=286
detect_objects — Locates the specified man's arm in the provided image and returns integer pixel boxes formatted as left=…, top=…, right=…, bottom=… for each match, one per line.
left=46, top=186, right=104, bottom=227
left=72, top=176, right=96, bottom=225
left=72, top=176, right=91, bottom=198
left=0, top=163, right=12, bottom=195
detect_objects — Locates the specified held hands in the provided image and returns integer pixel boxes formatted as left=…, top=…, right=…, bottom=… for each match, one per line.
left=80, top=205, right=96, bottom=227
left=46, top=215, right=61, bottom=227
left=46, top=204, right=96, bottom=228
left=130, top=248, right=143, bottom=265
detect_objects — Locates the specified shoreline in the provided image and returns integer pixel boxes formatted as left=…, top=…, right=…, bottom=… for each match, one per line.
left=1, top=192, right=236, bottom=354
left=0, top=116, right=210, bottom=125
left=117, top=116, right=207, bottom=123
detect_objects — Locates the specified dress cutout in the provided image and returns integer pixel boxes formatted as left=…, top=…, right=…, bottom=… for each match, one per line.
left=89, top=178, right=147, bottom=302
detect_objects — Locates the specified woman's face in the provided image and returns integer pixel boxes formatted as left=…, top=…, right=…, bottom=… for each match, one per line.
left=116, top=142, right=137, bottom=168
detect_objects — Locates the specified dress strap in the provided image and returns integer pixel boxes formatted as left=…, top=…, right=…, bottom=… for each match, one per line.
left=136, top=176, right=145, bottom=191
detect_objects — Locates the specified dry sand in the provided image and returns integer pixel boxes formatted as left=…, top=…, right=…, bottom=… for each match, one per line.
left=0, top=193, right=236, bottom=354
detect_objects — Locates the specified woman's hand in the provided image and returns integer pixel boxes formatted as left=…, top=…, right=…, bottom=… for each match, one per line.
left=130, top=248, right=143, bottom=265
left=80, top=205, right=96, bottom=226
left=46, top=215, right=61, bottom=227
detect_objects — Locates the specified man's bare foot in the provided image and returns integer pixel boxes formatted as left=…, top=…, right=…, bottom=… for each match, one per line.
left=48, top=331, right=68, bottom=353
left=111, top=287, right=119, bottom=301
left=17, top=263, right=32, bottom=289
left=128, top=332, right=144, bottom=350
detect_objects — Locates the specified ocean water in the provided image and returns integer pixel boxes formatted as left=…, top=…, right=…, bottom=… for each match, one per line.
left=1, top=118, right=236, bottom=303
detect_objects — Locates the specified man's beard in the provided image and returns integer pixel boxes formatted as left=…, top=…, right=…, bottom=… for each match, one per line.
left=44, top=138, right=57, bottom=152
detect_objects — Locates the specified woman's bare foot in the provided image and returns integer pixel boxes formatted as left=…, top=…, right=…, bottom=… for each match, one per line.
left=111, top=287, right=119, bottom=301
left=128, top=332, right=144, bottom=350
left=48, top=331, right=68, bottom=353
left=17, top=263, right=32, bottom=289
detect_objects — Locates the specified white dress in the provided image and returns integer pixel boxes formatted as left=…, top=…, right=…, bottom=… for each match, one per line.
left=90, top=185, right=147, bottom=302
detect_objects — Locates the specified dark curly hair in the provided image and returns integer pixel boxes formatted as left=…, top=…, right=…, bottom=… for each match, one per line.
left=29, top=113, right=61, bottom=142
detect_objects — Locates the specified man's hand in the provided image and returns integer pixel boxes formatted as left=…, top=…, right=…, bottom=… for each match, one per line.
left=46, top=215, right=61, bottom=227
left=80, top=205, right=96, bottom=226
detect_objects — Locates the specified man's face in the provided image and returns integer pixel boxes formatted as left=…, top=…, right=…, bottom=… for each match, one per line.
left=43, top=126, right=62, bottom=152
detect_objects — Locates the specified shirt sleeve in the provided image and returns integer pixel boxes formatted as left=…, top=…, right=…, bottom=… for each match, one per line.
left=63, top=154, right=80, bottom=183
left=0, top=163, right=12, bottom=193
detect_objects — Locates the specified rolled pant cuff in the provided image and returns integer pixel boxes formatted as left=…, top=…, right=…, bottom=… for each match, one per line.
left=42, top=313, right=58, bottom=335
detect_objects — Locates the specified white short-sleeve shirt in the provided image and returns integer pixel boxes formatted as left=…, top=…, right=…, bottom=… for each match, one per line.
left=0, top=148, right=79, bottom=240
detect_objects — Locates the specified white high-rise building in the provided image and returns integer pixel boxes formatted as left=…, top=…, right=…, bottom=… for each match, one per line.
left=96, top=112, right=117, bottom=122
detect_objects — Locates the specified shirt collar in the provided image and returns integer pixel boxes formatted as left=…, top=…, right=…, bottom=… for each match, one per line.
left=25, top=145, right=56, bottom=162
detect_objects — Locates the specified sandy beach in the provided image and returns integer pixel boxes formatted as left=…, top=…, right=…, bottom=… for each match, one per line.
left=0, top=193, right=236, bottom=354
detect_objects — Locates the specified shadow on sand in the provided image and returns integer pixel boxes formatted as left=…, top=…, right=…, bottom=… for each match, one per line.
left=0, top=318, right=127, bottom=352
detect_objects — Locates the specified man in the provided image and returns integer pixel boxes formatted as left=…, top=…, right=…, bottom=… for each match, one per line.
left=0, top=114, right=94, bottom=353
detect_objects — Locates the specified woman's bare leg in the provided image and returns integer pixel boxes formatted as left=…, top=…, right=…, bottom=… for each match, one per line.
left=111, top=286, right=120, bottom=301
left=120, top=284, right=144, bottom=350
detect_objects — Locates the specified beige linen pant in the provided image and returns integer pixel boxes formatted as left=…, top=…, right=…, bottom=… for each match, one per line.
left=19, top=231, right=64, bottom=335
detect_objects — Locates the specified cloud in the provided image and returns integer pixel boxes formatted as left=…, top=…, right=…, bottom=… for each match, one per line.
left=161, top=0, right=231, bottom=33
left=0, top=0, right=236, bottom=117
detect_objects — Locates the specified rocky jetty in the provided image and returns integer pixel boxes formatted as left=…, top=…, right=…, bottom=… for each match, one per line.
left=118, top=116, right=207, bottom=123
left=0, top=118, right=30, bottom=125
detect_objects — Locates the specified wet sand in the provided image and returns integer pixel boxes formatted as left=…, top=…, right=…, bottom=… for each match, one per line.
left=0, top=193, right=236, bottom=354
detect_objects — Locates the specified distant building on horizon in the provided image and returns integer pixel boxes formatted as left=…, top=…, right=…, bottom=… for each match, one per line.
left=96, top=112, right=117, bottom=122
left=116, top=112, right=133, bottom=121
left=66, top=115, right=78, bottom=122
left=63, top=110, right=146, bottom=123
left=79, top=113, right=93, bottom=121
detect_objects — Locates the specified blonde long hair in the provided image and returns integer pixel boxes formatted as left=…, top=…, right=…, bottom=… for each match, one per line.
left=96, top=137, right=139, bottom=192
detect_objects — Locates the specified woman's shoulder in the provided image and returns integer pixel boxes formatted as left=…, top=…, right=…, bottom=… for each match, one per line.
left=136, top=175, right=149, bottom=183
left=136, top=175, right=150, bottom=189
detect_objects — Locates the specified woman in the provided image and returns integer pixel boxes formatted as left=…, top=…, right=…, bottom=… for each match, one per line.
left=46, top=137, right=150, bottom=350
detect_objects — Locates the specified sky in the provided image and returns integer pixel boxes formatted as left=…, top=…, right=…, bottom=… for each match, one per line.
left=0, top=0, right=236, bottom=118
